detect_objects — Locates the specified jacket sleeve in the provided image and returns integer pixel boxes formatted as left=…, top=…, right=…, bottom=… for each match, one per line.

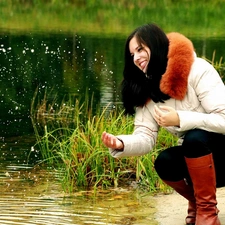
left=176, top=58, right=225, bottom=133
left=109, top=103, right=159, bottom=158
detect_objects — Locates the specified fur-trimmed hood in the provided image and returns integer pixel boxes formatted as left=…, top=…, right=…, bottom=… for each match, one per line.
left=160, top=32, right=194, bottom=100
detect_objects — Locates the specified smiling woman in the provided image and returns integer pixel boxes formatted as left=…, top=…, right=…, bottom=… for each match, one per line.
left=121, top=24, right=170, bottom=115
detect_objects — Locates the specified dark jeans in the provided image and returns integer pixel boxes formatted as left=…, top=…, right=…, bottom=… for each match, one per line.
left=154, top=129, right=225, bottom=187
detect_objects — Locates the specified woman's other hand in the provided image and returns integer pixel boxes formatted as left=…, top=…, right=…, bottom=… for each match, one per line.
left=101, top=131, right=124, bottom=150
left=153, top=105, right=180, bottom=127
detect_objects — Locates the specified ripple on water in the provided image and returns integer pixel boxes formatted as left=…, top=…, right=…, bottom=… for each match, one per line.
left=0, top=153, right=157, bottom=225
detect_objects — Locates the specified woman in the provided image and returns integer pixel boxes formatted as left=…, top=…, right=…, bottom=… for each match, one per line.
left=101, top=23, right=225, bottom=225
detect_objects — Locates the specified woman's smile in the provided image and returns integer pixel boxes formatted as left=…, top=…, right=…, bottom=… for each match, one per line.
left=140, top=60, right=148, bottom=72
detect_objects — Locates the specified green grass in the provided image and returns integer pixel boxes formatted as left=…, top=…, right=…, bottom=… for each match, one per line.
left=205, top=51, right=225, bottom=80
left=31, top=92, right=175, bottom=193
left=1, top=0, right=225, bottom=37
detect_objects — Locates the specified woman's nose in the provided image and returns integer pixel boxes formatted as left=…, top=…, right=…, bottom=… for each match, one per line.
left=133, top=53, right=140, bottom=63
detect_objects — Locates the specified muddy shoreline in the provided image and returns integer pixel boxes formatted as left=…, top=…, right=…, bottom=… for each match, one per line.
left=154, top=187, right=225, bottom=225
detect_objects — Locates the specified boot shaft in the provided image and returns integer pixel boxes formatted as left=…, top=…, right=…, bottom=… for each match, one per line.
left=185, top=154, right=221, bottom=225
left=162, top=179, right=196, bottom=224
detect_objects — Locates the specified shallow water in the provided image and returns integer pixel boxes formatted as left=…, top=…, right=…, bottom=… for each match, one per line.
left=0, top=137, right=157, bottom=225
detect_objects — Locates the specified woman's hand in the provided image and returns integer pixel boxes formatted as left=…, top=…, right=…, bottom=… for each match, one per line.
left=101, top=131, right=124, bottom=150
left=153, top=105, right=180, bottom=127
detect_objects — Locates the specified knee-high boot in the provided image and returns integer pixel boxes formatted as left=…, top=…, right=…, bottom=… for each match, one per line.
left=185, top=153, right=221, bottom=225
left=163, top=179, right=196, bottom=225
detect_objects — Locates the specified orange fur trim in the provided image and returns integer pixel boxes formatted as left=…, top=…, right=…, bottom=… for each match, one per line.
left=160, top=32, right=194, bottom=100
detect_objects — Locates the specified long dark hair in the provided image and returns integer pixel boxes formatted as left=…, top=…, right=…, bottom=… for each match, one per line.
left=122, top=23, right=170, bottom=115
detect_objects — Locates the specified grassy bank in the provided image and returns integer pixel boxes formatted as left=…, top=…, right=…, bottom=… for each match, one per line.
left=31, top=93, right=176, bottom=193
left=1, top=0, right=225, bottom=37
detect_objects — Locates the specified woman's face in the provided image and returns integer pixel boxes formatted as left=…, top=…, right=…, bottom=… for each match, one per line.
left=129, top=36, right=151, bottom=73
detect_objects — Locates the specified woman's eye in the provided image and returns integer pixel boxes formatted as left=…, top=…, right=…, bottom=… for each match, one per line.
left=138, top=47, right=143, bottom=52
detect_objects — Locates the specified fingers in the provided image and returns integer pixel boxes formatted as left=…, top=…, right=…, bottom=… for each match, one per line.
left=102, top=131, right=117, bottom=148
left=154, top=105, right=162, bottom=123
left=154, top=105, right=161, bottom=116
left=154, top=105, right=168, bottom=126
left=102, top=131, right=111, bottom=144
left=153, top=105, right=179, bottom=127
left=154, top=105, right=170, bottom=115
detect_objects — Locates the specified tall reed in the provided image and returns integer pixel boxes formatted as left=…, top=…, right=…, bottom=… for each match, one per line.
left=31, top=92, right=175, bottom=193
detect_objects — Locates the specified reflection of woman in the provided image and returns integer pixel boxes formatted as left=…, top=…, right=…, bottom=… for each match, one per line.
left=102, top=23, right=225, bottom=225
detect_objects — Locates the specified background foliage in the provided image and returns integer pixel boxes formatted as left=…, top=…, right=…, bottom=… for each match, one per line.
left=1, top=0, right=225, bottom=37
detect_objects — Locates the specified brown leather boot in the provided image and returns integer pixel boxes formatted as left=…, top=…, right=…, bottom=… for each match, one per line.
left=185, top=154, right=221, bottom=225
left=186, top=201, right=196, bottom=225
left=163, top=179, right=196, bottom=225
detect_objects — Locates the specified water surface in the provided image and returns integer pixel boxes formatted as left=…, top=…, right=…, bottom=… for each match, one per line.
left=0, top=136, right=158, bottom=225
left=1, top=31, right=225, bottom=137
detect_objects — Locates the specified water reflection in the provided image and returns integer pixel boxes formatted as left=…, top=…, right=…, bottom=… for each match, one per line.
left=0, top=181, right=157, bottom=225
left=0, top=31, right=124, bottom=137
left=1, top=31, right=224, bottom=137
left=0, top=136, right=157, bottom=225
left=0, top=164, right=156, bottom=224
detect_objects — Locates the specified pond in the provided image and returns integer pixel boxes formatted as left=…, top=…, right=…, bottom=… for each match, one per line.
left=1, top=30, right=225, bottom=137
left=0, top=29, right=225, bottom=224
left=0, top=136, right=157, bottom=225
